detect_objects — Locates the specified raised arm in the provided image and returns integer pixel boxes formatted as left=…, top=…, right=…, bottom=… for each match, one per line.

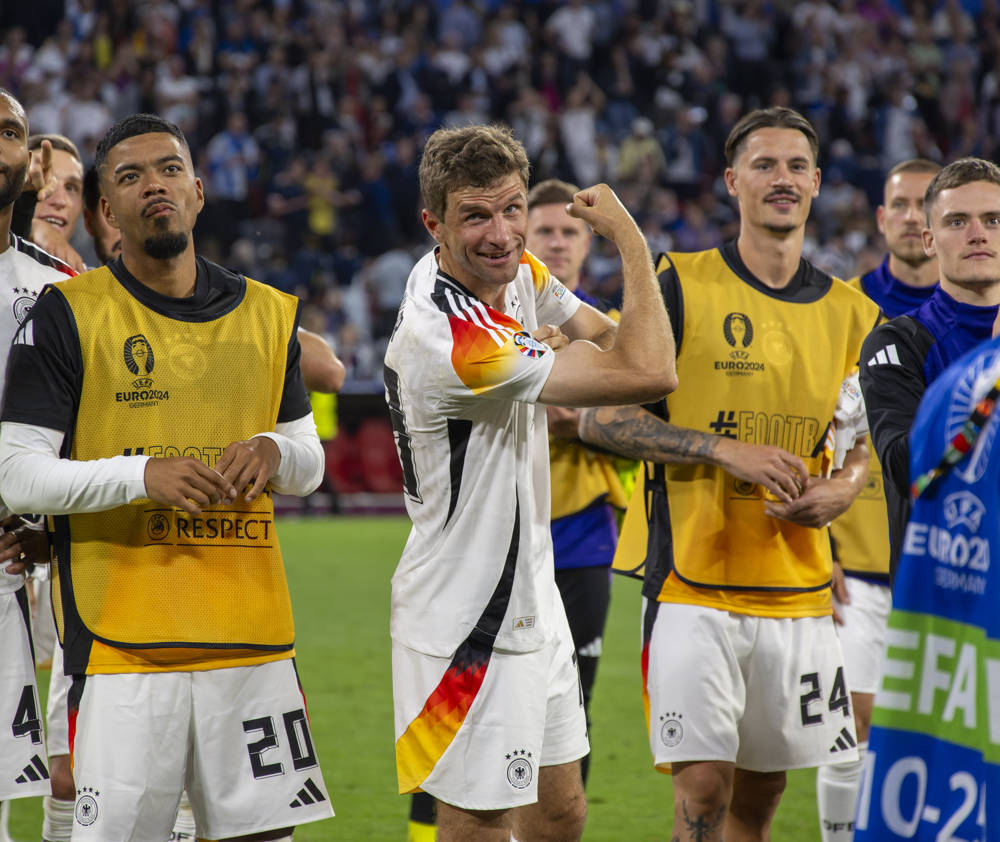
left=536, top=185, right=676, bottom=407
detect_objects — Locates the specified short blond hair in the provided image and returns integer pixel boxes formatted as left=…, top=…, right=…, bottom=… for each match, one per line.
left=419, top=124, right=530, bottom=218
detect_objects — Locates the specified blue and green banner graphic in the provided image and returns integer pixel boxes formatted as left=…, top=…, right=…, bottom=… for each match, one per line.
left=856, top=336, right=1000, bottom=842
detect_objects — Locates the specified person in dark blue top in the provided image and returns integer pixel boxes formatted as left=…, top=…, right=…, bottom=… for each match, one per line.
left=860, top=157, right=1000, bottom=581
left=857, top=159, right=941, bottom=317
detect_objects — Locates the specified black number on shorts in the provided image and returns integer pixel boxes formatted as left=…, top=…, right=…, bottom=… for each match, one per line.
left=799, top=668, right=852, bottom=727
left=283, top=709, right=318, bottom=771
left=384, top=364, right=422, bottom=502
left=11, top=685, right=42, bottom=745
left=828, top=666, right=850, bottom=718
left=243, top=716, right=284, bottom=779
left=799, top=673, right=823, bottom=726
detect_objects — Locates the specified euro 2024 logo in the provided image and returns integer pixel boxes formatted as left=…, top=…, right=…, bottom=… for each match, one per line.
left=723, top=312, right=753, bottom=356
left=717, top=313, right=765, bottom=376
left=124, top=334, right=155, bottom=388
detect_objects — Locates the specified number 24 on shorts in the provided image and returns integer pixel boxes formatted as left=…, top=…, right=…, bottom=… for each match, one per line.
left=799, top=667, right=851, bottom=726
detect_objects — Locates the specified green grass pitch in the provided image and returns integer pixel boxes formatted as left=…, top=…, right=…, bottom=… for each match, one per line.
left=9, top=515, right=822, bottom=840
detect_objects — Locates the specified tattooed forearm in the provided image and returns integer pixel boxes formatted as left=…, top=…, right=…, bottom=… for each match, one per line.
left=578, top=405, right=720, bottom=465
left=678, top=801, right=726, bottom=842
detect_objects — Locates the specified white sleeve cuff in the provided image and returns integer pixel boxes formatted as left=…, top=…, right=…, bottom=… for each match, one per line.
left=254, top=413, right=324, bottom=497
left=0, top=422, right=149, bottom=514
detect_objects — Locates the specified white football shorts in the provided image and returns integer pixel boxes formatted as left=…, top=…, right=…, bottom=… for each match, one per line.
left=69, top=658, right=333, bottom=841
left=644, top=600, right=859, bottom=772
left=0, top=585, right=50, bottom=799
left=392, top=602, right=588, bottom=811
left=834, top=575, right=892, bottom=695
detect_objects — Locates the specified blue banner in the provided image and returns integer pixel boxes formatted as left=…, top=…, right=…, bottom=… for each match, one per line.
left=856, top=336, right=1000, bottom=842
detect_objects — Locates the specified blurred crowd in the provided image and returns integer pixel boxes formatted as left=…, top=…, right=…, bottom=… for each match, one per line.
left=1, top=0, right=998, bottom=386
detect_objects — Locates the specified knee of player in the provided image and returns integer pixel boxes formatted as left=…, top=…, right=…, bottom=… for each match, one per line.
left=851, top=692, right=875, bottom=741
left=48, top=754, right=75, bottom=800
left=730, top=771, right=786, bottom=818
left=673, top=761, right=734, bottom=812
left=545, top=790, right=587, bottom=840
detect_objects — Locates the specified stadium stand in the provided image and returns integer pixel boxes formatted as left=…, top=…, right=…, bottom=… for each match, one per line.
left=3, top=0, right=995, bottom=396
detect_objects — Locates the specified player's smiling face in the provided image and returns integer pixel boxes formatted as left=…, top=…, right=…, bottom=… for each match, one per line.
left=423, top=172, right=527, bottom=306
left=34, top=148, right=84, bottom=236
left=924, top=180, right=1000, bottom=290
left=101, top=132, right=204, bottom=258
left=726, top=127, right=820, bottom=236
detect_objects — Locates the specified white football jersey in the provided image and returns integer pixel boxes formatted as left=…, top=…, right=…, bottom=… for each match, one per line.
left=0, top=234, right=73, bottom=594
left=384, top=248, right=580, bottom=656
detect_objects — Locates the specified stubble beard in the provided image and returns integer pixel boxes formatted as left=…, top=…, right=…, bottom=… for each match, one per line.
left=948, top=273, right=1000, bottom=290
left=890, top=238, right=931, bottom=269
left=0, top=162, right=27, bottom=211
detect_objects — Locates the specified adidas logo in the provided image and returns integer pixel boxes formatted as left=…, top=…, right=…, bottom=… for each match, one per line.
left=829, top=727, right=858, bottom=753
left=15, top=754, right=49, bottom=784
left=867, top=344, right=901, bottom=366
left=289, top=777, right=327, bottom=808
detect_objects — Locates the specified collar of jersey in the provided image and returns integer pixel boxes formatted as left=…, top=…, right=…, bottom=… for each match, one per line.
left=107, top=255, right=247, bottom=323
left=719, top=240, right=832, bottom=304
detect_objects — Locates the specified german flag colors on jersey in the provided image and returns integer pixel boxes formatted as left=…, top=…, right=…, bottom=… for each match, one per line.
left=385, top=248, right=581, bottom=790
left=384, top=248, right=580, bottom=659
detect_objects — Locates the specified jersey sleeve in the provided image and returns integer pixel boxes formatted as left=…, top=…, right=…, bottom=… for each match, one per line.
left=533, top=266, right=582, bottom=327
left=436, top=312, right=555, bottom=411
left=276, top=306, right=311, bottom=423
left=0, top=286, right=82, bottom=438
left=858, top=317, right=930, bottom=496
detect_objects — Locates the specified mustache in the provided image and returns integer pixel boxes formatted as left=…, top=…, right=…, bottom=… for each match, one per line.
left=765, top=190, right=799, bottom=201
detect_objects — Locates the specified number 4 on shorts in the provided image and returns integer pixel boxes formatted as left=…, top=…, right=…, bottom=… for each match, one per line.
left=11, top=685, right=42, bottom=745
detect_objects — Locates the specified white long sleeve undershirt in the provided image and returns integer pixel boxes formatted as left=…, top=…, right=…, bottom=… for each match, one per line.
left=0, top=413, right=324, bottom=516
